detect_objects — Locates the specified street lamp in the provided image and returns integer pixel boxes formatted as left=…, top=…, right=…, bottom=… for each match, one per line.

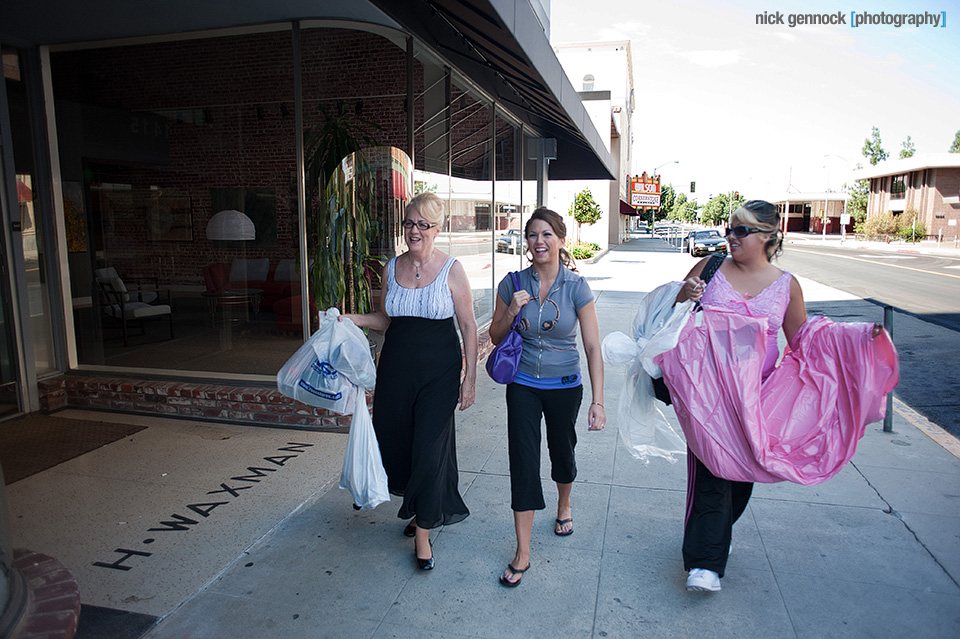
left=651, top=161, right=679, bottom=236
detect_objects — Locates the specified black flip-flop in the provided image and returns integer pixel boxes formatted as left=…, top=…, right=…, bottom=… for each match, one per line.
left=555, top=518, right=574, bottom=536
left=499, top=562, right=530, bottom=588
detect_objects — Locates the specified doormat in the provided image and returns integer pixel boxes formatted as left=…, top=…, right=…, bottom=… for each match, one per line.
left=0, top=414, right=147, bottom=485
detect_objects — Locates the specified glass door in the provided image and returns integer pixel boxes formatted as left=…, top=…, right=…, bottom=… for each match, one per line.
left=0, top=274, right=18, bottom=419
left=5, top=48, right=56, bottom=377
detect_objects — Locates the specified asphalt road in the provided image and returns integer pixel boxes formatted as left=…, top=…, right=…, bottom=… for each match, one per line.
left=778, top=243, right=960, bottom=331
left=776, top=243, right=960, bottom=438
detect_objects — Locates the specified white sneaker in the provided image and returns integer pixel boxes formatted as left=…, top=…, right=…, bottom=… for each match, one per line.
left=686, top=568, right=721, bottom=592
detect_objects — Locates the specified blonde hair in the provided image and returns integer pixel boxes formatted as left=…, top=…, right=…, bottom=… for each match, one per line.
left=406, top=192, right=445, bottom=227
left=730, top=200, right=782, bottom=261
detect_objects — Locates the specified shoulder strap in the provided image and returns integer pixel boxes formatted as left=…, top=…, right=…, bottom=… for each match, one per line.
left=693, top=254, right=724, bottom=311
left=509, top=271, right=523, bottom=328
left=700, top=254, right=724, bottom=286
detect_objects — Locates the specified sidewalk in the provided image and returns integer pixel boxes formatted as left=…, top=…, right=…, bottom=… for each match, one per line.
left=133, top=238, right=960, bottom=639
left=785, top=231, right=960, bottom=257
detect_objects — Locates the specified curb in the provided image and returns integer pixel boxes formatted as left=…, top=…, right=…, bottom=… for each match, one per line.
left=893, top=397, right=960, bottom=459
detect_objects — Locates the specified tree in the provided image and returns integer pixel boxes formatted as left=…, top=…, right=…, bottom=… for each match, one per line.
left=899, top=136, right=915, bottom=159
left=413, top=181, right=437, bottom=195
left=861, top=126, right=889, bottom=165
left=659, top=184, right=676, bottom=220
left=569, top=188, right=602, bottom=241
left=676, top=198, right=699, bottom=223
left=846, top=162, right=869, bottom=224
left=701, top=192, right=744, bottom=226
left=671, top=192, right=688, bottom=220
left=950, top=130, right=960, bottom=153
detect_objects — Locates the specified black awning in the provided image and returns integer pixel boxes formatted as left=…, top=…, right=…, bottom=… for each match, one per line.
left=620, top=199, right=639, bottom=216
left=371, top=0, right=616, bottom=180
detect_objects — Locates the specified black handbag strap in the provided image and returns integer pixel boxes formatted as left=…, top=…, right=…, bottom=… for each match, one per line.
left=694, top=254, right=724, bottom=310
left=701, top=254, right=724, bottom=285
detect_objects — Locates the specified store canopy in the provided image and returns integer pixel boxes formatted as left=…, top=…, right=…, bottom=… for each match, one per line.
left=2, top=0, right=616, bottom=181
left=371, top=0, right=616, bottom=180
left=620, top=200, right=639, bottom=216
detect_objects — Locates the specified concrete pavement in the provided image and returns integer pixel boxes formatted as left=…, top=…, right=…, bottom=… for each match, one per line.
left=138, top=236, right=960, bottom=639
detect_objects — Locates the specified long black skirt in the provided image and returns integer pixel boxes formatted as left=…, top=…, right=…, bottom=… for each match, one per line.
left=372, top=316, right=469, bottom=529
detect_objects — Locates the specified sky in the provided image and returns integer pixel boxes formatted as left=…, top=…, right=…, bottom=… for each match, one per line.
left=549, top=0, right=960, bottom=202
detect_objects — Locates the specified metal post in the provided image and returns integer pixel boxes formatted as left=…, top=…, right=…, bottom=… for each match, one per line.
left=883, top=305, right=894, bottom=433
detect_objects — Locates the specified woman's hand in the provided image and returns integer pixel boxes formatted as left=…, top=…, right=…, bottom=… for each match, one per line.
left=678, top=277, right=706, bottom=303
left=509, top=289, right=531, bottom=317
left=587, top=402, right=606, bottom=431
left=458, top=377, right=476, bottom=411
left=871, top=323, right=884, bottom=339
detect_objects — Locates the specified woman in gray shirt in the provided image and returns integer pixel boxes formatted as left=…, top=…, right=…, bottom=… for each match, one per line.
left=489, top=207, right=606, bottom=587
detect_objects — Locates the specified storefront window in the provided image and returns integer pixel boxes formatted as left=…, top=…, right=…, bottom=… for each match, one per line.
left=447, top=76, right=494, bottom=324
left=493, top=111, right=527, bottom=291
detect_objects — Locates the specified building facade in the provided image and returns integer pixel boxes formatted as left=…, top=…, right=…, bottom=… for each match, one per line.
left=0, top=0, right=616, bottom=629
left=772, top=193, right=851, bottom=234
left=852, top=154, right=960, bottom=240
left=552, top=41, right=635, bottom=247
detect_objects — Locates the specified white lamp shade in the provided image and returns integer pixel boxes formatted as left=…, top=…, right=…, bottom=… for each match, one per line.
left=206, top=209, right=256, bottom=241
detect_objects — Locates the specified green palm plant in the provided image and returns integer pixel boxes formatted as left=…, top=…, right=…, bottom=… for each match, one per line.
left=304, top=104, right=382, bottom=315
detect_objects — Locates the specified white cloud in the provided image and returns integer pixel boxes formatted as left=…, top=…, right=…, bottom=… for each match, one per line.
left=678, top=49, right=742, bottom=68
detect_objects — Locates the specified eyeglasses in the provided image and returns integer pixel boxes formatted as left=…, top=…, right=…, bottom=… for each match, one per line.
left=402, top=220, right=437, bottom=231
left=725, top=225, right=766, bottom=239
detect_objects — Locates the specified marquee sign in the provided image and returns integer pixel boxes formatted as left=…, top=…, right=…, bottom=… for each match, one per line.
left=629, top=172, right=661, bottom=209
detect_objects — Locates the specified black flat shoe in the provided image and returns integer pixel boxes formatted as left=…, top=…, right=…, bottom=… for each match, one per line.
left=403, top=521, right=416, bottom=537
left=415, top=539, right=434, bottom=571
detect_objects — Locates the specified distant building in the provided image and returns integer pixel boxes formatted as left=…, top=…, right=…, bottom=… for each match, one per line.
left=552, top=41, right=635, bottom=246
left=852, top=154, right=960, bottom=239
left=770, top=193, right=851, bottom=234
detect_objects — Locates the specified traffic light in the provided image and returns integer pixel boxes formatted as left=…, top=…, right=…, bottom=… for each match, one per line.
left=690, top=181, right=696, bottom=193
left=734, top=191, right=739, bottom=200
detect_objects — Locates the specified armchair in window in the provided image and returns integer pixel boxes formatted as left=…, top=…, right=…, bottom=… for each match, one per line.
left=94, top=267, right=173, bottom=346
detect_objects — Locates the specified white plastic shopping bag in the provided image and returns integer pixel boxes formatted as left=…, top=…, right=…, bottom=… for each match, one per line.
left=276, top=308, right=377, bottom=414
left=326, top=312, right=377, bottom=390
left=602, top=282, right=692, bottom=463
left=339, top=391, right=390, bottom=510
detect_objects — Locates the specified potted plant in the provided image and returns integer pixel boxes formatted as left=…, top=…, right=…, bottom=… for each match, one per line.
left=304, top=103, right=383, bottom=316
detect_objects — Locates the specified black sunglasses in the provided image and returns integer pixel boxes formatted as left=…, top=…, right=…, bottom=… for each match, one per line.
left=725, top=225, right=765, bottom=239
left=402, top=220, right=437, bottom=231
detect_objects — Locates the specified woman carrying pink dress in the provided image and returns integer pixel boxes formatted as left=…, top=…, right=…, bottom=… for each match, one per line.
left=668, top=200, right=892, bottom=593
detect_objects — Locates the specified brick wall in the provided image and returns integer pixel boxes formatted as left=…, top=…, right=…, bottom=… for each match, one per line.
left=38, top=332, right=495, bottom=427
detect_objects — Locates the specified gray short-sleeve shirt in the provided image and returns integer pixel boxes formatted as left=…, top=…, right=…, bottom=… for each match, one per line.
left=497, top=265, right=594, bottom=378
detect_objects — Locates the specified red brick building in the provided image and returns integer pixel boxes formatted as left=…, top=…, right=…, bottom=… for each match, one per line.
left=852, top=154, right=960, bottom=240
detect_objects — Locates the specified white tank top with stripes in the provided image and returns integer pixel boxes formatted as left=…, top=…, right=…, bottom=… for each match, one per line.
left=383, top=255, right=457, bottom=320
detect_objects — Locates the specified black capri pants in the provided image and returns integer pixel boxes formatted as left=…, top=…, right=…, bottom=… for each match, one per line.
left=506, top=382, right=583, bottom=511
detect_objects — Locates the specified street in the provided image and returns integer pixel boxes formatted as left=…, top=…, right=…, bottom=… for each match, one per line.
left=778, top=242, right=960, bottom=332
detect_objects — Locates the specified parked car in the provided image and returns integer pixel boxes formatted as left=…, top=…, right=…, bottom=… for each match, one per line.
left=688, top=229, right=727, bottom=257
left=496, top=228, right=524, bottom=254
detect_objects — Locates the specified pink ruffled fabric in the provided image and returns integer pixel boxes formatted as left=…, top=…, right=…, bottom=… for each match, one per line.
left=655, top=310, right=899, bottom=485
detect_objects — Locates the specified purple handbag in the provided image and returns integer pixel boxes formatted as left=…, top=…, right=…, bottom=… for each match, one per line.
left=485, top=271, right=524, bottom=384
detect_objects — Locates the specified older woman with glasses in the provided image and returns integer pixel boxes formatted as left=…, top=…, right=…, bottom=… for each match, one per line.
left=342, top=192, right=477, bottom=571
